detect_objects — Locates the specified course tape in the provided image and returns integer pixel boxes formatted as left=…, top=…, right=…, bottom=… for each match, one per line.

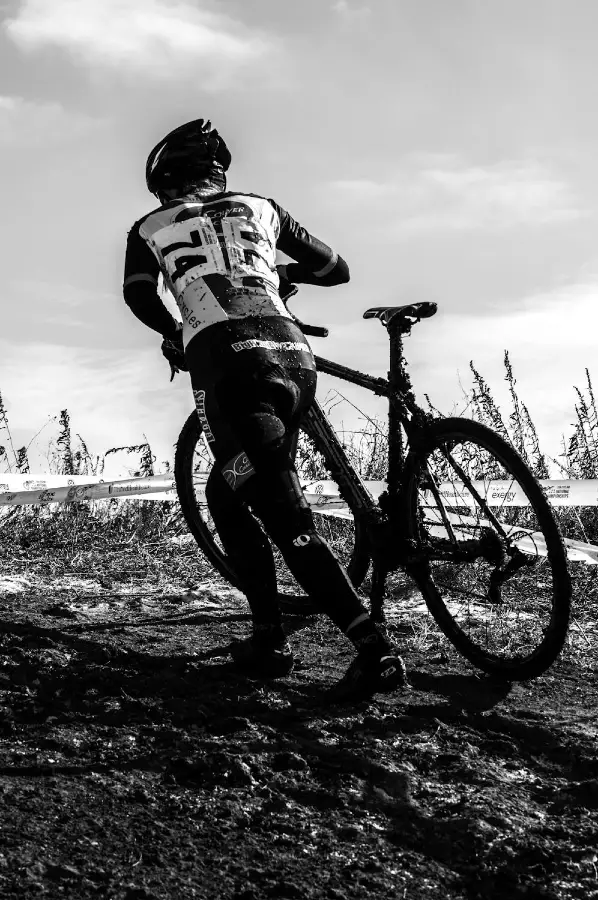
left=0, top=473, right=178, bottom=506
left=302, top=480, right=598, bottom=565
left=3, top=474, right=598, bottom=507
left=302, top=479, right=598, bottom=508
left=1, top=473, right=597, bottom=563
left=420, top=508, right=598, bottom=566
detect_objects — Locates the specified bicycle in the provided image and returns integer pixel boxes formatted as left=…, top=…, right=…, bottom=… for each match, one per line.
left=174, top=298, right=572, bottom=681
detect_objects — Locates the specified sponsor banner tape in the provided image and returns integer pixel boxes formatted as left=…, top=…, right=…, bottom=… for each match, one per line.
left=2, top=473, right=597, bottom=564
left=3, top=473, right=598, bottom=510
left=3, top=474, right=598, bottom=508
left=301, top=479, right=598, bottom=508
left=421, top=507, right=598, bottom=566
left=302, top=480, right=598, bottom=565
left=0, top=473, right=178, bottom=506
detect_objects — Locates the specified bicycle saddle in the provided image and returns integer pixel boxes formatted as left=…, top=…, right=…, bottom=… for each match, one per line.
left=363, top=302, right=438, bottom=327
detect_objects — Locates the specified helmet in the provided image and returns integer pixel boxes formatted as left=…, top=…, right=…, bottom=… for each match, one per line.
left=145, top=118, right=231, bottom=197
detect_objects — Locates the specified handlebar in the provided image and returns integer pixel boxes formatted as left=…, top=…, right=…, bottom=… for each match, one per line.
left=281, top=283, right=329, bottom=338
left=292, top=316, right=329, bottom=339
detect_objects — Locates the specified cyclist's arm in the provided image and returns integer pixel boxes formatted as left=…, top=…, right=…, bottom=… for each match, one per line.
left=123, top=225, right=181, bottom=340
left=269, top=200, right=350, bottom=286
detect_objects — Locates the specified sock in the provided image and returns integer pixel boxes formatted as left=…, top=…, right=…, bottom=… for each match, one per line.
left=346, top=614, right=392, bottom=658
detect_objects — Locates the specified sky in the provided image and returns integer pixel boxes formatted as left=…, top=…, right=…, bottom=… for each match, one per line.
left=0, top=0, right=597, bottom=478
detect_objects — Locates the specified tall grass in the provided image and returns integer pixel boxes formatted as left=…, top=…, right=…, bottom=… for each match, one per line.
left=1, top=357, right=598, bottom=548
left=0, top=391, right=179, bottom=551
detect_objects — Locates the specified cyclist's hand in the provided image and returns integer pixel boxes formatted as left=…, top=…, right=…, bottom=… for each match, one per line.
left=277, top=264, right=298, bottom=302
left=161, top=327, right=187, bottom=381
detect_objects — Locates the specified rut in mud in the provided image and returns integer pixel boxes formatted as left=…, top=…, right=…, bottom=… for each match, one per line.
left=0, top=526, right=597, bottom=900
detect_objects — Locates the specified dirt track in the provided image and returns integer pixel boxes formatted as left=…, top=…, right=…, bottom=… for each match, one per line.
left=0, top=536, right=597, bottom=900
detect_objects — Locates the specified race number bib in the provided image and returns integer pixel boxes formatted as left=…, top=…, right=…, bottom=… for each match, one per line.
left=152, top=215, right=275, bottom=292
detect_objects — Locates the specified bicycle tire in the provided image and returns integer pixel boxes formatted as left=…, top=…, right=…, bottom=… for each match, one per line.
left=402, top=417, right=571, bottom=680
left=174, top=410, right=370, bottom=612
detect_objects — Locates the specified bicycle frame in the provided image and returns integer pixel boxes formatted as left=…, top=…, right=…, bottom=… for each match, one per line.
left=299, top=322, right=429, bottom=620
left=304, top=321, right=427, bottom=518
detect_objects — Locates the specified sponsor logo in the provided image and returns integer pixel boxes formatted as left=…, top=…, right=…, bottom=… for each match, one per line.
left=314, top=495, right=345, bottom=508
left=193, top=390, right=215, bottom=443
left=206, top=207, right=247, bottom=218
left=173, top=201, right=253, bottom=224
left=113, top=484, right=146, bottom=494
left=491, top=491, right=515, bottom=502
left=230, top=339, right=310, bottom=353
left=357, top=634, right=379, bottom=646
left=178, top=296, right=202, bottom=330
left=38, top=490, right=56, bottom=503
left=5, top=493, right=16, bottom=501
left=545, top=486, right=571, bottom=498
left=66, top=486, right=78, bottom=501
left=222, top=452, right=255, bottom=491
left=0, top=484, right=9, bottom=492
left=23, top=480, right=47, bottom=490
left=292, top=534, right=311, bottom=548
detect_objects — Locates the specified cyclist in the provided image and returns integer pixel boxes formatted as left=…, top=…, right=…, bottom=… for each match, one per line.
left=123, top=118, right=407, bottom=700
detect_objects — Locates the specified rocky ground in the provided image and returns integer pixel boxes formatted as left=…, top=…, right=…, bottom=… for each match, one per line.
left=0, top=514, right=597, bottom=900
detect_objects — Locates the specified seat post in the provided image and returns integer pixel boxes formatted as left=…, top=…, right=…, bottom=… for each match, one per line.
left=362, top=301, right=437, bottom=493
left=386, top=322, right=410, bottom=494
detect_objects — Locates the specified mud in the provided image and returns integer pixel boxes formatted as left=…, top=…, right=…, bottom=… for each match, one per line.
left=0, top=535, right=596, bottom=899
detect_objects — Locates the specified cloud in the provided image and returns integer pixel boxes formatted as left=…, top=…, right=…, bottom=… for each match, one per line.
left=331, top=159, right=588, bottom=234
left=4, top=0, right=270, bottom=84
left=332, top=1, right=371, bottom=22
left=0, top=95, right=101, bottom=146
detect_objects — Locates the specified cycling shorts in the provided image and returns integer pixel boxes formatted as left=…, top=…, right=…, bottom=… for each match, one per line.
left=187, top=315, right=316, bottom=488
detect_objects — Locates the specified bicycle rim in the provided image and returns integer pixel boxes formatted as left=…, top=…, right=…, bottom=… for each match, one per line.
left=175, top=411, right=240, bottom=587
left=403, top=417, right=571, bottom=679
left=174, top=411, right=370, bottom=603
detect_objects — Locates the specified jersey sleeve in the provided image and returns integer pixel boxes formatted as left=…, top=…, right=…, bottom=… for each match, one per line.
left=123, top=222, right=181, bottom=340
left=123, top=222, right=161, bottom=288
left=268, top=199, right=350, bottom=286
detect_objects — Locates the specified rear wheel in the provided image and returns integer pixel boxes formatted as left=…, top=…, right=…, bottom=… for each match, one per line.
left=174, top=411, right=370, bottom=613
left=402, top=417, right=571, bottom=679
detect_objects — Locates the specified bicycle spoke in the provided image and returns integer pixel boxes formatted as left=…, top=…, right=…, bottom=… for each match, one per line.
left=404, top=418, right=570, bottom=678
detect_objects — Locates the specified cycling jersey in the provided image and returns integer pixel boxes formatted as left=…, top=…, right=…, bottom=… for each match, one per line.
left=123, top=191, right=347, bottom=350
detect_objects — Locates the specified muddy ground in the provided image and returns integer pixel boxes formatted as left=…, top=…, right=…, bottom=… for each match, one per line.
left=0, top=518, right=597, bottom=900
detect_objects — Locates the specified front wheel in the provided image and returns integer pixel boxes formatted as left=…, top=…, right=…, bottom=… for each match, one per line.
left=174, top=411, right=370, bottom=612
left=402, top=417, right=571, bottom=680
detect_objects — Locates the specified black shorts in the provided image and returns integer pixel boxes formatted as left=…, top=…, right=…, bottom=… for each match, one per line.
left=186, top=316, right=317, bottom=486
